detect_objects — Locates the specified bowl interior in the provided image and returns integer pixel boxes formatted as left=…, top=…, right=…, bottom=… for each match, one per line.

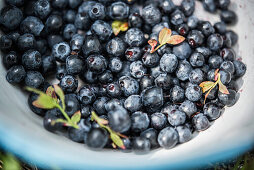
left=0, top=0, right=254, bottom=169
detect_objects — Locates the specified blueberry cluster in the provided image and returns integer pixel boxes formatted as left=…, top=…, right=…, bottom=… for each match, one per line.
left=1, top=0, right=246, bottom=152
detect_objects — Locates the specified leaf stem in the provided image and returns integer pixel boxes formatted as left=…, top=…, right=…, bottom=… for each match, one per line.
left=151, top=43, right=165, bottom=53
left=56, top=104, right=71, bottom=122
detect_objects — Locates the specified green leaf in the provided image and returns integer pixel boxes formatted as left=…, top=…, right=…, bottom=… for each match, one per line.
left=1, top=154, right=21, bottom=170
left=199, top=81, right=216, bottom=93
left=112, top=20, right=128, bottom=36
left=158, top=27, right=172, bottom=45
left=71, top=111, right=81, bottom=125
left=110, top=132, right=125, bottom=149
left=46, top=86, right=58, bottom=103
left=54, top=119, right=69, bottom=124
left=26, top=87, right=57, bottom=109
left=54, top=85, right=65, bottom=110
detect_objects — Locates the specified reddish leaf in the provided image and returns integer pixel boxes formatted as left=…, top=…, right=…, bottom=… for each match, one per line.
left=214, top=69, right=220, bottom=81
left=148, top=39, right=158, bottom=53
left=199, top=81, right=216, bottom=93
left=218, top=81, right=230, bottom=94
left=159, top=28, right=172, bottom=45
left=167, top=35, right=185, bottom=45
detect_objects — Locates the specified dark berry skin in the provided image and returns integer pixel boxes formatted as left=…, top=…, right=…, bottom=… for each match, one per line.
left=56, top=64, right=67, bottom=80
left=5, top=0, right=24, bottom=6
left=173, top=42, right=192, bottom=60
left=108, top=106, right=131, bottom=133
left=189, top=69, right=205, bottom=84
left=140, top=128, right=159, bottom=148
left=68, top=0, right=82, bottom=9
left=0, top=35, right=12, bottom=51
left=106, top=37, right=126, bottom=57
left=208, top=55, right=223, bottom=69
left=125, top=47, right=142, bottom=61
left=218, top=89, right=237, bottom=107
left=64, top=10, right=76, bottom=23
left=177, top=24, right=189, bottom=36
left=52, top=42, right=71, bottom=62
left=170, top=85, right=185, bottom=103
left=176, top=125, right=192, bottom=143
left=6, top=65, right=26, bottom=84
left=187, top=16, right=199, bottom=29
left=47, top=35, right=63, bottom=48
left=179, top=100, right=197, bottom=118
left=82, top=35, right=101, bottom=57
left=109, top=57, right=123, bottom=73
left=70, top=34, right=84, bottom=52
left=80, top=70, right=98, bottom=84
left=22, top=50, right=42, bottom=70
left=203, top=103, right=221, bottom=120
left=132, top=137, right=151, bottom=153
left=220, top=10, right=237, bottom=25
left=108, top=1, right=129, bottom=20
left=59, top=75, right=78, bottom=94
left=151, top=112, right=167, bottom=130
left=81, top=105, right=92, bottom=118
left=141, top=87, right=164, bottom=112
left=130, top=61, right=147, bottom=79
left=68, top=119, right=91, bottom=143
left=86, top=55, right=107, bottom=74
left=28, top=92, right=45, bottom=116
left=157, top=127, right=179, bottom=149
left=45, top=15, right=63, bottom=33
left=187, top=30, right=205, bottom=48
left=185, top=84, right=202, bottom=102
left=207, top=34, right=224, bottom=52
left=18, top=34, right=36, bottom=51
left=159, top=0, right=175, bottom=14
left=181, top=0, right=195, bottom=16
left=91, top=20, right=113, bottom=42
left=124, top=95, right=142, bottom=112
left=142, top=4, right=161, bottom=26
left=41, top=55, right=56, bottom=74
left=124, top=28, right=145, bottom=47
left=176, top=60, right=193, bottom=81
left=25, top=71, right=44, bottom=88
left=128, top=13, right=143, bottom=28
left=142, top=52, right=160, bottom=68
left=192, top=113, right=210, bottom=131
left=0, top=5, right=23, bottom=30
left=89, top=3, right=106, bottom=20
left=189, top=52, right=205, bottom=67
left=216, top=0, right=230, bottom=10
left=155, top=73, right=172, bottom=90
left=64, top=94, right=80, bottom=117
left=66, top=55, right=84, bottom=75
left=93, top=97, right=109, bottom=115
left=3, top=51, right=19, bottom=69
left=150, top=65, right=163, bottom=79
left=20, top=16, right=44, bottom=36
left=34, top=0, right=51, bottom=19
left=214, top=22, right=227, bottom=34
left=85, top=128, right=108, bottom=149
left=119, top=76, right=140, bottom=97
left=202, top=0, right=216, bottom=13
left=131, top=111, right=150, bottom=133
left=106, top=83, right=122, bottom=98
left=220, top=48, right=235, bottom=61
left=170, top=9, right=185, bottom=26
left=105, top=98, right=123, bottom=112
left=233, top=60, right=246, bottom=77
left=78, top=86, right=96, bottom=105
left=225, top=30, right=238, bottom=47
left=220, top=61, right=235, bottom=75
left=152, top=22, right=170, bottom=34
left=140, top=76, right=154, bottom=91
left=196, top=47, right=212, bottom=59
left=74, top=12, right=91, bottom=31
left=199, top=21, right=215, bottom=37
left=98, top=70, right=113, bottom=84
left=63, top=24, right=77, bottom=40
left=160, top=54, right=178, bottom=73
left=43, top=109, right=63, bottom=132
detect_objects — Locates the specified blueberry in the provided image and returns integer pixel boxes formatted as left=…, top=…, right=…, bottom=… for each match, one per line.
left=5, top=0, right=24, bottom=6
left=125, top=47, right=142, bottom=61
left=91, top=20, right=113, bottom=42
left=98, top=70, right=113, bottom=84
left=199, top=21, right=215, bottom=37
left=85, top=128, right=108, bottom=149
left=59, top=75, right=78, bottom=93
left=220, top=48, right=235, bottom=61
left=124, top=95, right=142, bottom=112
left=121, top=138, right=132, bottom=151
left=140, top=76, right=154, bottom=91
left=130, top=61, right=147, bottom=79
left=189, top=52, right=205, bottom=67
left=43, top=109, right=63, bottom=132
left=106, top=83, right=122, bottom=98
left=22, top=50, right=42, bottom=70
left=208, top=55, right=223, bottom=69
left=150, top=65, right=163, bottom=78
left=173, top=42, right=192, bottom=60
left=131, top=111, right=150, bottom=133
left=89, top=3, right=106, bottom=20
left=124, top=28, right=145, bottom=47
left=187, top=16, right=199, bottom=29
left=34, top=0, right=51, bottom=19
left=132, top=137, right=151, bottom=153
left=66, top=55, right=84, bottom=75
left=142, top=52, right=160, bottom=68
left=167, top=109, right=186, bottom=126
left=45, top=15, right=63, bottom=33
left=74, top=12, right=91, bottom=30
left=7, top=31, right=20, bottom=43
left=63, top=24, right=77, bottom=40
left=86, top=55, right=107, bottom=74
left=216, top=0, right=230, bottom=9
left=52, top=0, right=68, bottom=9
left=82, top=35, right=101, bottom=56
left=187, top=30, right=205, bottom=48
left=192, top=113, right=210, bottom=131
left=3, top=51, right=19, bottom=69
left=176, top=60, right=193, bottom=81
left=169, top=85, right=185, bottom=103
left=157, top=45, right=172, bottom=56
left=177, top=24, right=189, bottom=36
left=233, top=60, right=246, bottom=77
left=203, top=103, right=221, bottom=120
left=47, top=35, right=64, bottom=48
left=81, top=105, right=92, bottom=118
left=152, top=22, right=170, bottom=34
left=70, top=34, right=84, bottom=52
left=179, top=100, right=197, bottom=118
left=142, top=4, right=161, bottom=25
left=220, top=61, right=235, bottom=75
left=207, top=34, right=224, bottom=52
left=68, top=0, right=82, bottom=9
left=119, top=76, right=140, bottom=97
left=185, top=84, right=202, bottom=102
left=109, top=57, right=123, bottom=73
left=20, top=16, right=44, bottom=36
left=56, top=64, right=67, bottom=80
left=170, top=9, right=185, bottom=26
left=181, top=0, right=195, bottom=16
left=128, top=13, right=143, bottom=28
left=52, top=42, right=71, bottom=62
left=220, top=10, right=237, bottom=25
left=64, top=94, right=80, bottom=116
left=157, top=127, right=178, bottom=149
left=207, top=69, right=217, bottom=81
left=108, top=1, right=129, bottom=20
left=0, top=35, right=13, bottom=51
left=68, top=119, right=91, bottom=143
left=78, top=85, right=96, bottom=105
left=105, top=98, right=123, bottom=112
left=225, top=30, right=238, bottom=47
left=140, top=128, right=159, bottom=148
left=18, top=33, right=36, bottom=51
left=155, top=73, right=171, bottom=90
left=159, top=0, right=175, bottom=14
left=195, top=47, right=212, bottom=59
left=202, top=0, right=216, bottom=13
left=92, top=97, right=109, bottom=116
left=141, top=87, right=164, bottom=111
left=64, top=10, right=76, bottom=23
left=80, top=69, right=98, bottom=84
left=151, top=112, right=167, bottom=130
left=176, top=125, right=192, bottom=143
left=214, top=22, right=227, bottom=34
left=189, top=69, right=205, bottom=84
left=41, top=55, right=56, bottom=74
left=218, top=89, right=237, bottom=107
left=159, top=53, right=178, bottom=73
left=6, top=65, right=26, bottom=84
left=108, top=106, right=131, bottom=133
left=0, top=5, right=23, bottom=30
left=106, top=37, right=126, bottom=57
left=28, top=93, right=45, bottom=116
left=25, top=71, right=44, bottom=88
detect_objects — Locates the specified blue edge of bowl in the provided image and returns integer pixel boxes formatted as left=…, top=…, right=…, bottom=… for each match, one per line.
left=0, top=125, right=253, bottom=170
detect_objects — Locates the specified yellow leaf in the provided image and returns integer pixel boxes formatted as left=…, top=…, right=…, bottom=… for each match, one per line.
left=159, top=28, right=172, bottom=45
left=46, top=86, right=58, bottom=102
left=218, top=81, right=230, bottom=94
left=71, top=111, right=81, bottom=124
left=199, top=81, right=216, bottom=93
left=167, top=35, right=185, bottom=45
left=112, top=21, right=128, bottom=36
left=120, top=22, right=128, bottom=32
